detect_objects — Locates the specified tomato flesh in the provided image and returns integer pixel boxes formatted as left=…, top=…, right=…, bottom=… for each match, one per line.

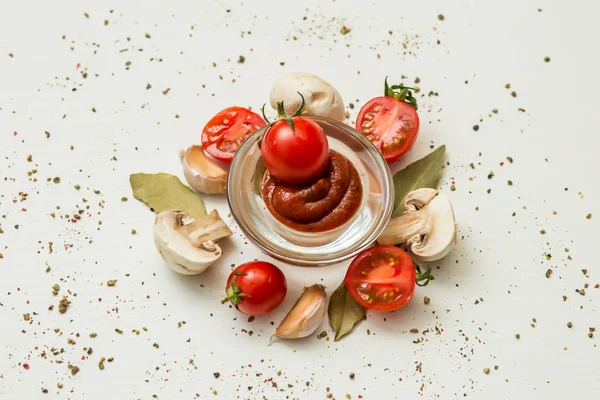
left=202, top=106, right=266, bottom=162
left=344, top=245, right=416, bottom=311
left=261, top=116, right=329, bottom=185
left=355, top=97, right=419, bottom=163
left=224, top=261, right=287, bottom=316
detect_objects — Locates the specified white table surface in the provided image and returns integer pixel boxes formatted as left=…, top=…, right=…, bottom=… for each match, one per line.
left=1, top=0, right=599, bottom=399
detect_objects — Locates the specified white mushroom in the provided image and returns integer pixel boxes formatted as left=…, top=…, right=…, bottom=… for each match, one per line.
left=153, top=209, right=233, bottom=275
left=269, top=72, right=345, bottom=121
left=378, top=188, right=457, bottom=262
left=179, top=145, right=227, bottom=195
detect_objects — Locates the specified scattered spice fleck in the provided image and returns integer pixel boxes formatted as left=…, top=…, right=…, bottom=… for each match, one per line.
left=107, top=280, right=117, bottom=287
left=340, top=26, right=351, bottom=35
left=438, top=14, right=445, bottom=21
left=473, top=125, right=479, bottom=132
left=424, top=296, right=430, bottom=304
left=237, top=55, right=246, bottom=64
left=544, top=56, right=551, bottom=62
left=483, top=368, right=490, bottom=375
left=58, top=296, right=69, bottom=313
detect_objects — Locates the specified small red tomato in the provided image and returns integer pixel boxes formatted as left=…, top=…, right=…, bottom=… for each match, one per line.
left=344, top=245, right=416, bottom=311
left=355, top=79, right=420, bottom=163
left=261, top=116, right=329, bottom=185
left=222, top=261, right=287, bottom=316
left=201, top=106, right=266, bottom=162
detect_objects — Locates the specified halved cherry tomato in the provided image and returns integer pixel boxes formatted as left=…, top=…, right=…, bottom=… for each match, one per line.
left=356, top=80, right=420, bottom=163
left=221, top=261, right=287, bottom=316
left=201, top=106, right=266, bottom=162
left=344, top=245, right=415, bottom=311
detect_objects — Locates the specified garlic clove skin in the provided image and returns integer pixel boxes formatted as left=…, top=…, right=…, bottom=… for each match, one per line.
left=271, top=284, right=327, bottom=342
left=180, top=145, right=227, bottom=195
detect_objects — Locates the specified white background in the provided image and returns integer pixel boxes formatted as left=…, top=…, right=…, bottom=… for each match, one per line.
left=1, top=0, right=599, bottom=399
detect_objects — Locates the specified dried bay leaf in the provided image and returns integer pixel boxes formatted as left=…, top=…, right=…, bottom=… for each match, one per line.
left=130, top=173, right=206, bottom=218
left=328, top=282, right=366, bottom=341
left=252, top=159, right=266, bottom=197
left=391, top=145, right=446, bottom=218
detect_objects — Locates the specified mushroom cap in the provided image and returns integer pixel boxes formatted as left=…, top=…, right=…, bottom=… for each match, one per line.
left=153, top=210, right=223, bottom=275
left=405, top=188, right=457, bottom=262
left=269, top=72, right=345, bottom=122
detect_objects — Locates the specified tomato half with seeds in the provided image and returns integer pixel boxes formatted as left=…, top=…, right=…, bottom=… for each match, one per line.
left=344, top=245, right=416, bottom=311
left=356, top=80, right=420, bottom=163
left=201, top=106, right=266, bottom=162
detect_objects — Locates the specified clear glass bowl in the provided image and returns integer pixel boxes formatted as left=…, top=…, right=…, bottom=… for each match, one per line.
left=227, top=116, right=393, bottom=266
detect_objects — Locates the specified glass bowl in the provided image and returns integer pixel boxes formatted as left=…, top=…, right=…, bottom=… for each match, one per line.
left=227, top=116, right=393, bottom=266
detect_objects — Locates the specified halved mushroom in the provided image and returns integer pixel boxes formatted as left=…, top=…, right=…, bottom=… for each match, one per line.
left=378, top=188, right=457, bottom=262
left=270, top=72, right=345, bottom=121
left=153, top=209, right=233, bottom=275
left=180, top=145, right=227, bottom=195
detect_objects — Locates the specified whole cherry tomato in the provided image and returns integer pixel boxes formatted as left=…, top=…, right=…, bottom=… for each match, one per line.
left=261, top=97, right=329, bottom=185
left=201, top=106, right=266, bottom=162
left=344, top=245, right=416, bottom=311
left=356, top=79, right=420, bottom=163
left=222, top=261, right=287, bottom=316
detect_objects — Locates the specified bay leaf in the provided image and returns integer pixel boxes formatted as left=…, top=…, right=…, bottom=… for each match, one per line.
left=130, top=173, right=207, bottom=218
left=391, top=145, right=446, bottom=218
left=252, top=159, right=266, bottom=197
left=328, top=282, right=366, bottom=341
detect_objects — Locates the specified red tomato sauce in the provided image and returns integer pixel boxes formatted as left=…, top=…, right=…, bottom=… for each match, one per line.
left=262, top=151, right=362, bottom=232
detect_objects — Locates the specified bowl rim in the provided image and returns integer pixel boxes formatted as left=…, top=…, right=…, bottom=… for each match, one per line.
left=227, top=116, right=394, bottom=266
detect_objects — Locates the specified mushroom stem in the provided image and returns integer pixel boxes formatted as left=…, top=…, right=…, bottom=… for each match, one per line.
left=177, top=210, right=233, bottom=247
left=377, top=209, right=430, bottom=246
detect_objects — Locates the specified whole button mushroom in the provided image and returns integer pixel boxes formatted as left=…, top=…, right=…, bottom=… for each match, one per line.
left=378, top=188, right=457, bottom=262
left=269, top=72, right=345, bottom=122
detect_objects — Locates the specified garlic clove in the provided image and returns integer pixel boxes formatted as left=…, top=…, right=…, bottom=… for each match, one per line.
left=180, top=145, right=227, bottom=195
left=271, top=284, right=327, bottom=342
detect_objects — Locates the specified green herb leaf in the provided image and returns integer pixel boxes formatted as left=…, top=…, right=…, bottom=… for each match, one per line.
left=328, top=282, right=366, bottom=341
left=391, top=145, right=446, bottom=218
left=252, top=159, right=266, bottom=197
left=130, top=173, right=206, bottom=218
